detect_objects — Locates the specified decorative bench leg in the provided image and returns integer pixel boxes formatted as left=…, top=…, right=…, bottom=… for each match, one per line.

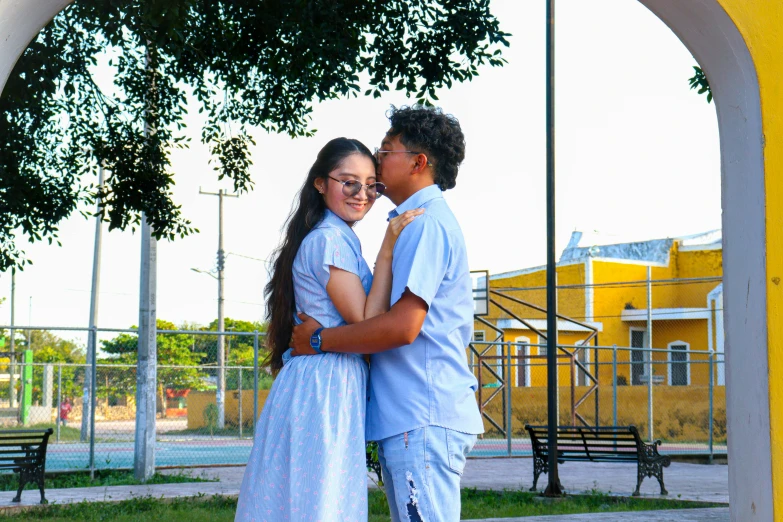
left=633, top=469, right=642, bottom=497
left=12, top=469, right=28, bottom=503
left=36, top=467, right=48, bottom=504
left=654, top=465, right=668, bottom=496
left=530, top=455, right=547, bottom=491
left=635, top=459, right=668, bottom=496
left=37, top=481, right=47, bottom=505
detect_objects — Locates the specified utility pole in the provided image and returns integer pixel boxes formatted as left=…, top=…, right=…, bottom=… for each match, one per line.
left=135, top=210, right=157, bottom=481
left=82, top=165, right=104, bottom=442
left=135, top=49, right=157, bottom=482
left=9, top=268, right=15, bottom=408
left=199, top=188, right=238, bottom=429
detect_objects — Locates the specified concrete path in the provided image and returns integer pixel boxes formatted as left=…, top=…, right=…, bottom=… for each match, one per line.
left=0, top=458, right=729, bottom=521
left=459, top=458, right=729, bottom=504
left=159, top=457, right=729, bottom=504
left=463, top=508, right=729, bottom=521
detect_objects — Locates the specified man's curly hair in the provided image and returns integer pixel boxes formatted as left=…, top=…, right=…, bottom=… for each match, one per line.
left=386, top=105, right=465, bottom=191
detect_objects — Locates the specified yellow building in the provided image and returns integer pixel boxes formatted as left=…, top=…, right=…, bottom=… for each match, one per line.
left=472, top=230, right=724, bottom=389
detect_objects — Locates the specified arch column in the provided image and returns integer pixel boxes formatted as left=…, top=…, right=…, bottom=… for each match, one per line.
left=639, top=1, right=781, bottom=520
left=0, top=0, right=73, bottom=93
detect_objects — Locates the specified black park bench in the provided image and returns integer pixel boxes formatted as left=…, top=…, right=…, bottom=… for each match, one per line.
left=525, top=424, right=671, bottom=496
left=0, top=428, right=53, bottom=504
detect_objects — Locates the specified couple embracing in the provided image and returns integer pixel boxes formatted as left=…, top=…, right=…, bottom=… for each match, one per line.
left=235, top=105, right=483, bottom=522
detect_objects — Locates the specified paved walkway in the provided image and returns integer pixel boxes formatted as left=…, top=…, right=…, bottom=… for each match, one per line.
left=462, top=509, right=730, bottom=521
left=0, top=458, right=729, bottom=520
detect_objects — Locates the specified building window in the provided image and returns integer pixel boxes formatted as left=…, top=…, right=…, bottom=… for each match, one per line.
left=630, top=329, right=646, bottom=386
left=470, top=331, right=485, bottom=370
left=668, top=341, right=690, bottom=386
left=514, top=337, right=530, bottom=387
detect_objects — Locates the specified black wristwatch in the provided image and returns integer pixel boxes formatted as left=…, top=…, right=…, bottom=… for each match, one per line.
left=310, top=327, right=326, bottom=354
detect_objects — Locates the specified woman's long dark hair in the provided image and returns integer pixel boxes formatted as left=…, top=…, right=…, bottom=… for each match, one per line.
left=264, top=137, right=375, bottom=373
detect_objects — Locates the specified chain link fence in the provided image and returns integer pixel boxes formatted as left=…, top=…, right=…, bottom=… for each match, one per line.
left=0, top=327, right=268, bottom=473
left=0, top=317, right=726, bottom=472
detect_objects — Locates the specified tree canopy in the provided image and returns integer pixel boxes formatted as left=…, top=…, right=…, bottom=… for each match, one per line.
left=100, top=318, right=209, bottom=415
left=0, top=0, right=509, bottom=271
left=0, top=329, right=85, bottom=404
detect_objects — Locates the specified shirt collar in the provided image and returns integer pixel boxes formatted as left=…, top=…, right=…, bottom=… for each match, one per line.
left=388, top=185, right=443, bottom=220
left=319, top=209, right=361, bottom=251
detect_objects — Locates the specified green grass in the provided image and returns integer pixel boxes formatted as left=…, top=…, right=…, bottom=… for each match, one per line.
left=166, top=426, right=252, bottom=438
left=0, top=470, right=216, bottom=493
left=5, top=489, right=724, bottom=521
left=4, top=424, right=134, bottom=444
left=3, top=424, right=83, bottom=442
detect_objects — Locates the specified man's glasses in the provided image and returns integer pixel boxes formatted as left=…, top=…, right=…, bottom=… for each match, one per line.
left=328, top=176, right=386, bottom=199
left=374, top=148, right=433, bottom=167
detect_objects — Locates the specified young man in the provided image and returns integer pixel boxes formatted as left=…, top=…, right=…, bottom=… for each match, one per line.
left=292, top=105, right=483, bottom=521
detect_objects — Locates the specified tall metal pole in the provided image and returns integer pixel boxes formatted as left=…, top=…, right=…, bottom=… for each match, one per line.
left=253, top=330, right=259, bottom=430
left=544, top=0, right=562, bottom=497
left=200, top=188, right=237, bottom=429
left=135, top=48, right=157, bottom=482
left=56, top=363, right=62, bottom=443
left=506, top=342, right=512, bottom=457
left=82, top=165, right=104, bottom=442
left=238, top=367, right=243, bottom=439
left=216, top=190, right=226, bottom=430
left=709, top=352, right=714, bottom=464
left=9, top=268, right=15, bottom=408
left=89, top=327, right=97, bottom=479
left=646, top=266, right=653, bottom=442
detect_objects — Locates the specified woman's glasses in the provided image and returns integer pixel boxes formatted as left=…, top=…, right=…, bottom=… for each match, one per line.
left=328, top=176, right=386, bottom=200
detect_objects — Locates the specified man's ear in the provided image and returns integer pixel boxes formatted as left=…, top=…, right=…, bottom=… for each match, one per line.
left=411, top=153, right=431, bottom=175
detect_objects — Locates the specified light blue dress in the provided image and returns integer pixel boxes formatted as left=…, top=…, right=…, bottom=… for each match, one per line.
left=236, top=210, right=372, bottom=522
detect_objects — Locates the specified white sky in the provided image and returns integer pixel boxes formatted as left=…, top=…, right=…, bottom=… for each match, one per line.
left=1, top=0, right=720, bottom=334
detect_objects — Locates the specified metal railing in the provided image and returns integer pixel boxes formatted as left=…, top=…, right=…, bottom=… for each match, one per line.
left=468, top=341, right=725, bottom=462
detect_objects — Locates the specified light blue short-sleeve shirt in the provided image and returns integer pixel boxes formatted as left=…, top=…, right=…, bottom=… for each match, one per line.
left=283, top=209, right=373, bottom=364
left=366, top=185, right=484, bottom=440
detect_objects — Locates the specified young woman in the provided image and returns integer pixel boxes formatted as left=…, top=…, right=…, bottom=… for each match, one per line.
left=235, top=137, right=422, bottom=521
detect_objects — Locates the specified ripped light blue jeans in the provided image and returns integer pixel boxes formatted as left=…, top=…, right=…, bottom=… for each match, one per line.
left=377, top=426, right=477, bottom=522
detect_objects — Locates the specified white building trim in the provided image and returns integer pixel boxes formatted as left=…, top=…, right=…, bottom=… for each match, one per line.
left=678, top=244, right=722, bottom=252
left=496, top=319, right=603, bottom=332
left=621, top=308, right=710, bottom=322
left=585, top=258, right=594, bottom=322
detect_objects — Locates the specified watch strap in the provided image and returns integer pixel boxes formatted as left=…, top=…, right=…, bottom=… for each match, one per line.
left=310, top=327, right=325, bottom=354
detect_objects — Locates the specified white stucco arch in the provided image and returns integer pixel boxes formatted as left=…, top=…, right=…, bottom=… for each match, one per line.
left=0, top=1, right=770, bottom=520
left=639, top=2, right=768, bottom=520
